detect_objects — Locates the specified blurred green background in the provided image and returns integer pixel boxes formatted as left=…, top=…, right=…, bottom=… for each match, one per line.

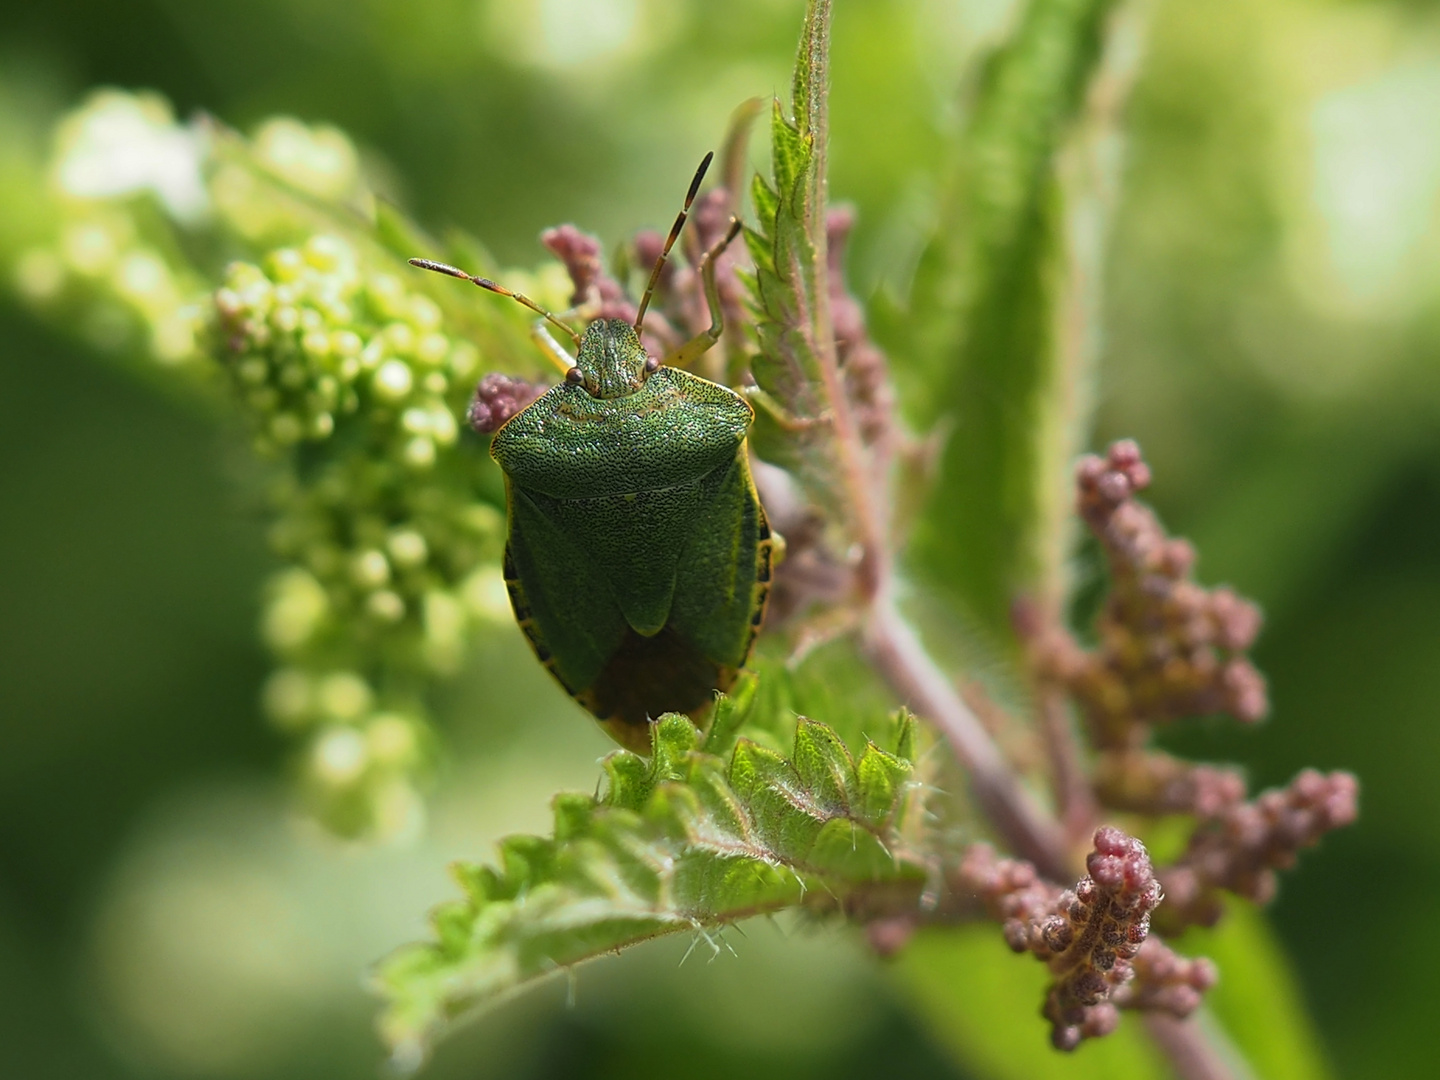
left=1, top=0, right=1436, bottom=1077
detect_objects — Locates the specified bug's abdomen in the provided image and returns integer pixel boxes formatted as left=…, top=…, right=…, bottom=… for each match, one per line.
left=579, top=627, right=724, bottom=737
left=501, top=452, right=769, bottom=755
left=583, top=505, right=770, bottom=752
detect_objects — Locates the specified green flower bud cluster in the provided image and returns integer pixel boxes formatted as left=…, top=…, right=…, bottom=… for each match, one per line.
left=216, top=235, right=518, bottom=839
left=10, top=93, right=211, bottom=365
left=10, top=93, right=380, bottom=375
left=8, top=88, right=545, bottom=841
left=14, top=209, right=208, bottom=364
left=215, top=235, right=481, bottom=455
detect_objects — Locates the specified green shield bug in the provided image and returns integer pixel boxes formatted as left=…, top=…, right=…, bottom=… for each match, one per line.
left=410, top=154, right=772, bottom=752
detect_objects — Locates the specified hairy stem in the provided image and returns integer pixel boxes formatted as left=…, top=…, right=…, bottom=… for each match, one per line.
left=1143, top=1014, right=1247, bottom=1080
left=1038, top=686, right=1098, bottom=843
left=809, top=5, right=1252, bottom=1079
left=863, top=596, right=1069, bottom=880
left=799, top=0, right=892, bottom=601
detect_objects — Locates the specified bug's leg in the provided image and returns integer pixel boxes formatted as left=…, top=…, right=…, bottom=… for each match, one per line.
left=745, top=384, right=829, bottom=433
left=662, top=217, right=742, bottom=371
left=530, top=320, right=576, bottom=376
left=560, top=295, right=604, bottom=324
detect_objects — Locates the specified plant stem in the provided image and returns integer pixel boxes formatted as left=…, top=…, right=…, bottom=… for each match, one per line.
left=797, top=0, right=893, bottom=603
left=1143, top=1014, right=1249, bottom=1080
left=804, top=5, right=1250, bottom=1078
left=1037, top=685, right=1099, bottom=843
left=863, top=596, right=1070, bottom=881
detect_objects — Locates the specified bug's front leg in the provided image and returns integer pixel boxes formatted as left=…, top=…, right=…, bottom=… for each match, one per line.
left=530, top=320, right=577, bottom=375
left=662, top=217, right=742, bottom=371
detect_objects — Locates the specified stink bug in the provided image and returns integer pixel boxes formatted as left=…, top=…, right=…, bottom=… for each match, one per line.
left=410, top=154, right=771, bottom=751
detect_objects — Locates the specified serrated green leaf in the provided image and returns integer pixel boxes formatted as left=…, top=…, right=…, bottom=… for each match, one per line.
left=792, top=716, right=857, bottom=814
left=750, top=174, right=780, bottom=233
left=450, top=860, right=500, bottom=905
left=729, top=739, right=830, bottom=860
left=892, top=707, right=918, bottom=762
left=740, top=2, right=848, bottom=522
left=651, top=712, right=701, bottom=779
left=792, top=0, right=830, bottom=142
left=374, top=710, right=926, bottom=1067
left=770, top=98, right=810, bottom=199
left=747, top=641, right=903, bottom=756
left=808, top=818, right=901, bottom=881
left=702, top=672, right=759, bottom=756
left=551, top=792, right=591, bottom=841
left=603, top=751, right=651, bottom=813
left=495, top=834, right=556, bottom=896
left=669, top=761, right=753, bottom=850
left=601, top=713, right=700, bottom=814
left=430, top=900, right=473, bottom=955
left=855, top=742, right=910, bottom=829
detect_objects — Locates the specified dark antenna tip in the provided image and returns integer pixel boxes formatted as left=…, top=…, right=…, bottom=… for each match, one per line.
left=408, top=257, right=469, bottom=280
left=635, top=152, right=716, bottom=336
left=686, top=151, right=714, bottom=204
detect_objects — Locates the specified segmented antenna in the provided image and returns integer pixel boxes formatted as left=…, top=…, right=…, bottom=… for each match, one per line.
left=633, top=151, right=713, bottom=338
left=407, top=258, right=581, bottom=345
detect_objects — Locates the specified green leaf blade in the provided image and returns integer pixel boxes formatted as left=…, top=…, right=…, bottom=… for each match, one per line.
left=373, top=705, right=925, bottom=1067
left=896, top=0, right=1119, bottom=642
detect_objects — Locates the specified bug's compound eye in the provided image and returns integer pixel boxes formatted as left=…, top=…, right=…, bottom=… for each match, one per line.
left=644, top=355, right=661, bottom=374
left=565, top=366, right=586, bottom=386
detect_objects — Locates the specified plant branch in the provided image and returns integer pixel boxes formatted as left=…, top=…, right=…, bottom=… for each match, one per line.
left=863, top=596, right=1069, bottom=881
left=1037, top=685, right=1098, bottom=843
left=1143, top=1013, right=1248, bottom=1080
left=796, top=0, right=892, bottom=601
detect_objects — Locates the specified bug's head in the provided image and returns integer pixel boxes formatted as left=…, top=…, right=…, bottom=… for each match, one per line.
left=567, top=317, right=657, bottom=399
left=409, top=152, right=717, bottom=403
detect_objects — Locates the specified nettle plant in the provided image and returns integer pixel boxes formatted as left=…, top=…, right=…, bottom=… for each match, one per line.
left=13, top=1, right=1355, bottom=1076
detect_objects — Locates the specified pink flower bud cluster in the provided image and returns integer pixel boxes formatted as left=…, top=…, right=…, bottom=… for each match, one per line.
left=1041, top=828, right=1163, bottom=1050
left=542, top=208, right=739, bottom=366
left=1110, top=938, right=1217, bottom=1016
left=466, top=373, right=546, bottom=434
left=987, top=446, right=1359, bottom=1048
left=1031, top=440, right=1268, bottom=748
left=958, top=842, right=1062, bottom=952
left=1093, top=750, right=1246, bottom=819
left=1160, top=769, right=1359, bottom=928
left=960, top=828, right=1179, bottom=1051
left=540, top=224, right=634, bottom=323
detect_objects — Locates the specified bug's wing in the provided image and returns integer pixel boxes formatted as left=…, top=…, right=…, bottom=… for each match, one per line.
left=531, top=483, right=711, bottom=639
left=668, top=450, right=771, bottom=670
left=505, top=484, right=631, bottom=697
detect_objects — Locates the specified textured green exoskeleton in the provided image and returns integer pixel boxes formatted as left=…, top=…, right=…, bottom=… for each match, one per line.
left=412, top=155, right=770, bottom=751
left=492, top=319, right=770, bottom=750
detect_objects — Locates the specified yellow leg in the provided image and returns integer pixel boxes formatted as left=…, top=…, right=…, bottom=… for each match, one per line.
left=530, top=321, right=575, bottom=376
left=662, top=217, right=741, bottom=371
